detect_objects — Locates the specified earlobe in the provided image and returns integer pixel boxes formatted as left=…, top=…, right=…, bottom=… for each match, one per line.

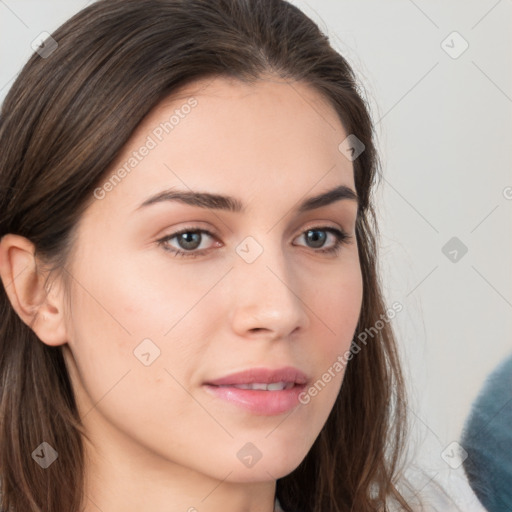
left=0, top=233, right=68, bottom=346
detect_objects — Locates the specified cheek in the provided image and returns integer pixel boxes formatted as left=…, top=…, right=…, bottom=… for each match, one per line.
left=115, top=251, right=232, bottom=336
left=294, top=258, right=363, bottom=414
left=314, top=260, right=363, bottom=351
left=67, top=244, right=210, bottom=342
left=63, top=262, right=207, bottom=447
left=63, top=248, right=214, bottom=403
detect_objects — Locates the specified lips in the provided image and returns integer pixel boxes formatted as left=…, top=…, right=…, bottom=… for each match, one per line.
left=202, top=366, right=309, bottom=415
left=204, top=366, right=309, bottom=387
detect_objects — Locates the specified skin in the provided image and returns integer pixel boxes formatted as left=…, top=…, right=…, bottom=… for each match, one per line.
left=0, top=75, right=363, bottom=512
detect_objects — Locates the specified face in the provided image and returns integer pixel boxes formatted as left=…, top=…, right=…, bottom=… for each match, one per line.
left=60, top=75, right=363, bottom=485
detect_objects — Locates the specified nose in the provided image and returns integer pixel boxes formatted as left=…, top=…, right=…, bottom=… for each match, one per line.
left=228, top=239, right=310, bottom=340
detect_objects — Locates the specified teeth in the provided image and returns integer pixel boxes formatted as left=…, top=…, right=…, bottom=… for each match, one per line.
left=227, top=382, right=293, bottom=391
left=267, top=382, right=287, bottom=391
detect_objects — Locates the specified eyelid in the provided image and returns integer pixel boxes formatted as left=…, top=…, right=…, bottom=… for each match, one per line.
left=158, top=226, right=219, bottom=251
left=159, top=220, right=348, bottom=240
left=156, top=221, right=353, bottom=258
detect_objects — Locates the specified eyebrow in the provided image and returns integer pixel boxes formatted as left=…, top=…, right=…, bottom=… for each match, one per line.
left=135, top=184, right=358, bottom=214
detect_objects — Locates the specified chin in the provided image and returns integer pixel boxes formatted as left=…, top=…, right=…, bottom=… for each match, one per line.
left=224, top=449, right=308, bottom=484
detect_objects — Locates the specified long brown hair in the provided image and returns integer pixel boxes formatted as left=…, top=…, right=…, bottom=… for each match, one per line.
left=0, top=1, right=412, bottom=510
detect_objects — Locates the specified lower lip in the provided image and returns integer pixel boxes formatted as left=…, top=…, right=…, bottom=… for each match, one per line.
left=202, top=384, right=306, bottom=415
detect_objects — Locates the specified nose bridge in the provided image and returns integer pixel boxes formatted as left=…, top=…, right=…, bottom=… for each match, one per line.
left=229, top=233, right=309, bottom=336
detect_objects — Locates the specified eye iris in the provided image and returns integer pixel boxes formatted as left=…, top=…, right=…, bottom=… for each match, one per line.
left=306, top=229, right=326, bottom=248
left=178, top=232, right=201, bottom=250
left=171, top=228, right=333, bottom=253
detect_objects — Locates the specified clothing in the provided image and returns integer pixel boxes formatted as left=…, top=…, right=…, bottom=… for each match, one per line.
left=395, top=469, right=488, bottom=511
left=274, top=468, right=487, bottom=512
left=274, top=496, right=285, bottom=512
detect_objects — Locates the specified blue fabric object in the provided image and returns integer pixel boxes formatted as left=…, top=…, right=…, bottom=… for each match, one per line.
left=461, top=354, right=512, bottom=512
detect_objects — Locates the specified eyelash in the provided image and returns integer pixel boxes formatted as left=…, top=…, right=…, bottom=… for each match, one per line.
left=156, top=225, right=353, bottom=259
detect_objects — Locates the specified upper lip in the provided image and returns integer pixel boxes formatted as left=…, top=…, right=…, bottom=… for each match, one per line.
left=204, top=366, right=308, bottom=386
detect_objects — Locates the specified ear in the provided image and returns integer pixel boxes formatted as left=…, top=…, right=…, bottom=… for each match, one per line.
left=0, top=233, right=68, bottom=346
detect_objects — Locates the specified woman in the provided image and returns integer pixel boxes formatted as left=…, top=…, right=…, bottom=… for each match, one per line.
left=0, top=0, right=420, bottom=510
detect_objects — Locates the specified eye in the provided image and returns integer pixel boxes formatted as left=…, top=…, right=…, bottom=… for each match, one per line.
left=157, top=227, right=218, bottom=258
left=294, top=227, right=352, bottom=255
left=156, top=225, right=353, bottom=259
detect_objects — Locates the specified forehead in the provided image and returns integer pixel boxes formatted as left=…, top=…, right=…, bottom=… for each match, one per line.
left=92, top=75, right=355, bottom=217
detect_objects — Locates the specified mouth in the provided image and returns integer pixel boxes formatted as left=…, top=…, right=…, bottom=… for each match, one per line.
left=215, top=381, right=296, bottom=391
left=202, top=366, right=309, bottom=416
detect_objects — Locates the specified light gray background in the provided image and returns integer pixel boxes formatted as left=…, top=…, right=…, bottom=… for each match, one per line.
left=1, top=0, right=511, bottom=499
